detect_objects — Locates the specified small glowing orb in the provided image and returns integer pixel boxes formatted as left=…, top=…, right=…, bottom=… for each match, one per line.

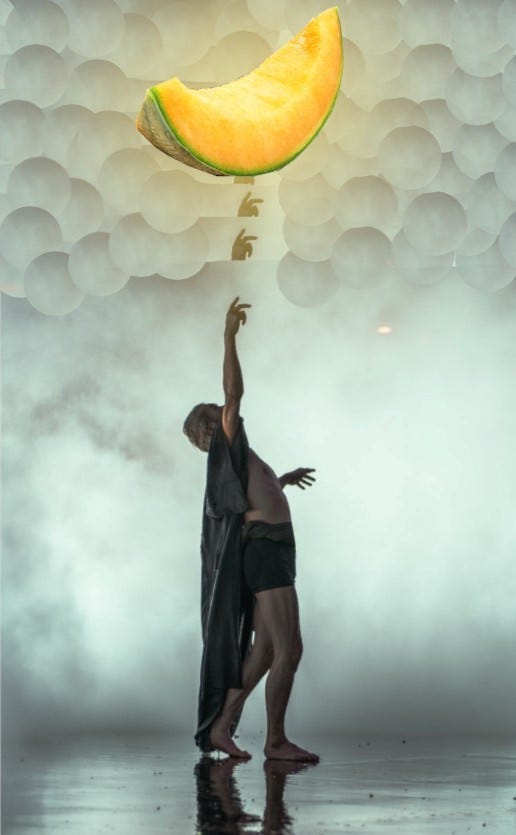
left=24, top=251, right=84, bottom=315
left=277, top=252, right=340, bottom=308
left=377, top=325, right=393, bottom=335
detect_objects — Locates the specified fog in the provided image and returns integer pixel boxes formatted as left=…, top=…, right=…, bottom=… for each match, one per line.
left=3, top=268, right=516, bottom=747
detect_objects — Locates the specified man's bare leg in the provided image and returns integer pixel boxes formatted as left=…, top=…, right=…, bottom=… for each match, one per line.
left=209, top=598, right=273, bottom=758
left=258, top=586, right=319, bottom=762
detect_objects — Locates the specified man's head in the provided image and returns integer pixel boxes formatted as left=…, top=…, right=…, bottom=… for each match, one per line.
left=183, top=403, right=222, bottom=452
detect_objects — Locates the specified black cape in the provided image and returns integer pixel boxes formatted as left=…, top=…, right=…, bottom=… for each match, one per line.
left=194, top=417, right=255, bottom=753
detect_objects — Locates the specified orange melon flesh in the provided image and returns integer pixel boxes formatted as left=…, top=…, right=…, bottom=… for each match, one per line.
left=137, top=7, right=343, bottom=176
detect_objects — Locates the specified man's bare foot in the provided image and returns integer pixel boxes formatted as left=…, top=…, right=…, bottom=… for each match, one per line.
left=209, top=727, right=252, bottom=759
left=264, top=739, right=319, bottom=762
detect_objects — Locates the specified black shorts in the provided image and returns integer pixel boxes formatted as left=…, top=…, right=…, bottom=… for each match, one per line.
left=242, top=520, right=296, bottom=594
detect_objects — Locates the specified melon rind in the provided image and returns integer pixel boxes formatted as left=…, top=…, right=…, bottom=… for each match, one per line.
left=137, top=7, right=343, bottom=177
left=136, top=94, right=226, bottom=176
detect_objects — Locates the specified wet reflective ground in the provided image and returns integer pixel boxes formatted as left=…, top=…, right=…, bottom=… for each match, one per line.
left=3, top=732, right=515, bottom=834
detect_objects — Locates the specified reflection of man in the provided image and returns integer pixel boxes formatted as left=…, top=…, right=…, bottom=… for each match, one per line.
left=184, top=298, right=319, bottom=762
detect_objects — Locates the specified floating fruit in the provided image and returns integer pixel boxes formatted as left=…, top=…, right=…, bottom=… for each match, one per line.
left=136, top=7, right=343, bottom=176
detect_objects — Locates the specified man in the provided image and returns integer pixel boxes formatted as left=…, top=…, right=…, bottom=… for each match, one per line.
left=184, top=297, right=319, bottom=762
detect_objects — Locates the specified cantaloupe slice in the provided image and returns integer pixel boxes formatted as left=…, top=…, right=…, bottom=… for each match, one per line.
left=136, top=7, right=343, bottom=177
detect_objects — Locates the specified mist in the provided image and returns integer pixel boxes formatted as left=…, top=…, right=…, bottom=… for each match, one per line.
left=3, top=267, right=516, bottom=748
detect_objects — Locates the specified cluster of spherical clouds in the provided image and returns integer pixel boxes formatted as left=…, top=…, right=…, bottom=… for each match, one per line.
left=1, top=0, right=515, bottom=313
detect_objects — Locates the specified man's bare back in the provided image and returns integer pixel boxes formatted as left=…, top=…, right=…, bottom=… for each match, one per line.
left=245, top=448, right=292, bottom=524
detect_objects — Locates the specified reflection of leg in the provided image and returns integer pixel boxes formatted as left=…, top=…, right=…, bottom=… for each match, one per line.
left=209, top=598, right=273, bottom=758
left=258, top=586, right=320, bottom=762
left=263, top=759, right=311, bottom=831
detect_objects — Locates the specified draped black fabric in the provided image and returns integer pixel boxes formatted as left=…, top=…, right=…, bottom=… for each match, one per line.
left=194, top=417, right=255, bottom=753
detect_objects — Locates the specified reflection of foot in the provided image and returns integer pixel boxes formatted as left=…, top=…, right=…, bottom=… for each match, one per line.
left=209, top=727, right=252, bottom=759
left=263, top=758, right=314, bottom=777
left=264, top=739, right=319, bottom=762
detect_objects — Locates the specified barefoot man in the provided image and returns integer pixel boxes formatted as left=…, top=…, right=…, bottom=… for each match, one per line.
left=183, top=298, right=319, bottom=762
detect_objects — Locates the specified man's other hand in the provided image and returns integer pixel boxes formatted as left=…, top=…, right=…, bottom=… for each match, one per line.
left=225, top=296, right=251, bottom=337
left=280, top=468, right=316, bottom=490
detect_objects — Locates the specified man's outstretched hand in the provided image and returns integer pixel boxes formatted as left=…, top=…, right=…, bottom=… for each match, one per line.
left=279, top=468, right=316, bottom=490
left=225, top=296, right=251, bottom=337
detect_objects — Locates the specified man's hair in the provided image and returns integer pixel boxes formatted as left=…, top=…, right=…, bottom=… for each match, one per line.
left=183, top=403, right=219, bottom=446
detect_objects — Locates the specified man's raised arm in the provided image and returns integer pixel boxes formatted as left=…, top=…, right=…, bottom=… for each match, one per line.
left=222, top=297, right=251, bottom=446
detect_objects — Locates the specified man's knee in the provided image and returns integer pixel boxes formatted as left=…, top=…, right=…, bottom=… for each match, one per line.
left=275, top=637, right=303, bottom=669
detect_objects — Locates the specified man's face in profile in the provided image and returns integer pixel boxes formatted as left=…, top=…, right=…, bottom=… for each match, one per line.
left=194, top=404, right=222, bottom=452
